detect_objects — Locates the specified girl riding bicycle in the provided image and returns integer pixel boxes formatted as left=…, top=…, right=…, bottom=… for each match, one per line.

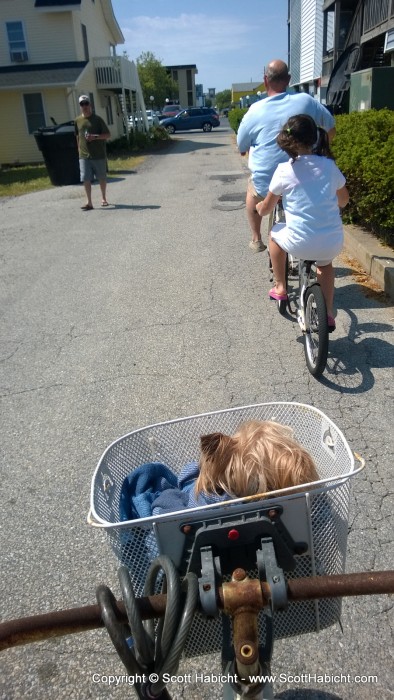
left=256, top=114, right=349, bottom=331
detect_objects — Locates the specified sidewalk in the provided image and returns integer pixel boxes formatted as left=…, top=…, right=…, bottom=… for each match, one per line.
left=343, top=224, right=394, bottom=302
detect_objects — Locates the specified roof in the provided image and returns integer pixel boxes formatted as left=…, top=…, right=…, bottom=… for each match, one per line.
left=35, top=0, right=81, bottom=6
left=34, top=0, right=81, bottom=7
left=232, top=82, right=262, bottom=92
left=165, top=64, right=198, bottom=70
left=0, top=62, right=87, bottom=90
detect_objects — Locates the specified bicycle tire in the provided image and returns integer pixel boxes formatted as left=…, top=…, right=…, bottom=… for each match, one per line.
left=303, top=284, right=329, bottom=377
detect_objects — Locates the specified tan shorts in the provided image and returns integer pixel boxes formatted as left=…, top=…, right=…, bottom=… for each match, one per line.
left=247, top=177, right=274, bottom=231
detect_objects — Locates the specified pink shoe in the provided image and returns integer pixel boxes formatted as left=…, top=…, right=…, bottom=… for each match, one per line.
left=269, top=287, right=288, bottom=301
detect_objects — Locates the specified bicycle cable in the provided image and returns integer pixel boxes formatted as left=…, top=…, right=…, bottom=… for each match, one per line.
left=97, top=556, right=198, bottom=699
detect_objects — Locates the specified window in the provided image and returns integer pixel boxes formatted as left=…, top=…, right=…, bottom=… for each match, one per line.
left=6, top=21, right=28, bottom=62
left=23, top=93, right=45, bottom=133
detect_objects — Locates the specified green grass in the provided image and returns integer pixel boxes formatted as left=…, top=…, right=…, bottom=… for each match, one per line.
left=0, top=164, right=53, bottom=197
left=0, top=155, right=145, bottom=197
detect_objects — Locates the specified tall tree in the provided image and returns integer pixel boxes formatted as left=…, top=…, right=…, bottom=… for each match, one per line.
left=215, top=90, right=232, bottom=111
left=136, top=52, right=178, bottom=109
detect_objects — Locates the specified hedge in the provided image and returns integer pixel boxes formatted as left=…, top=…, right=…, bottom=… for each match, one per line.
left=332, top=109, right=394, bottom=245
left=229, top=106, right=394, bottom=245
left=228, top=107, right=248, bottom=134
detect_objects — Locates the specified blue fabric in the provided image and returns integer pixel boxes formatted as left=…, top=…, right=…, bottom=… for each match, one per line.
left=119, top=462, right=178, bottom=521
left=119, top=461, right=232, bottom=520
left=152, top=461, right=230, bottom=515
left=236, top=92, right=335, bottom=196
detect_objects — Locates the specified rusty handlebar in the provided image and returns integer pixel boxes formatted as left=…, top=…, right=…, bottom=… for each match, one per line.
left=0, top=571, right=392, bottom=652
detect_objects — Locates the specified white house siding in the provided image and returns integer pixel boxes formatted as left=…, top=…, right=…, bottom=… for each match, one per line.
left=289, top=0, right=302, bottom=85
left=289, top=0, right=324, bottom=87
left=300, top=0, right=324, bottom=84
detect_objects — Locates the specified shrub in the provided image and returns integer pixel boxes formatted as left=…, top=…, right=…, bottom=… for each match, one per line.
left=107, top=125, right=170, bottom=154
left=228, top=107, right=248, bottom=134
left=332, top=109, right=394, bottom=245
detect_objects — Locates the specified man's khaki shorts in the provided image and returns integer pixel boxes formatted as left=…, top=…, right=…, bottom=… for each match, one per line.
left=247, top=177, right=274, bottom=230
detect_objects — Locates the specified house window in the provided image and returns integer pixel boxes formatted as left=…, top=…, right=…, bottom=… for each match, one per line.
left=6, top=21, right=28, bottom=62
left=81, top=24, right=89, bottom=61
left=186, top=70, right=192, bottom=90
left=23, top=93, right=45, bottom=133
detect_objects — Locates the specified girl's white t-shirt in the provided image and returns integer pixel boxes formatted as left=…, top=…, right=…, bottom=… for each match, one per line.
left=269, top=155, right=346, bottom=261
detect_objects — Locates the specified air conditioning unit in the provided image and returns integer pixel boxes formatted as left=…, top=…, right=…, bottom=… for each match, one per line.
left=11, top=51, right=28, bottom=63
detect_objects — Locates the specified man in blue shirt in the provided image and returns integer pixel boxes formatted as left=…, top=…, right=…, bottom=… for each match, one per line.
left=237, top=60, right=335, bottom=251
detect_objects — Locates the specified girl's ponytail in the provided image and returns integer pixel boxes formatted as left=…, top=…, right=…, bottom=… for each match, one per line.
left=314, top=127, right=334, bottom=159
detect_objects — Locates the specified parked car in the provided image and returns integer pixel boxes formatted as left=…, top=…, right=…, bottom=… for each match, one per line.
left=161, top=108, right=220, bottom=133
left=158, top=105, right=183, bottom=120
left=129, top=110, right=160, bottom=129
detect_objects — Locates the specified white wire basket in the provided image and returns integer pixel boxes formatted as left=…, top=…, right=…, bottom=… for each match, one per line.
left=89, top=402, right=364, bottom=657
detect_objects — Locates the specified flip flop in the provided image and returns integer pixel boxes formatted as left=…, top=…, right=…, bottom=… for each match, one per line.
left=101, top=202, right=109, bottom=207
left=81, top=204, right=93, bottom=211
left=269, top=288, right=288, bottom=301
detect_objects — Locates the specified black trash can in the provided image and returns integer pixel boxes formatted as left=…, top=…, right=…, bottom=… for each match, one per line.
left=34, top=121, right=80, bottom=186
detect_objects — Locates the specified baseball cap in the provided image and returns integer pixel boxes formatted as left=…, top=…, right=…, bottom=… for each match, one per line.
left=79, top=95, right=90, bottom=104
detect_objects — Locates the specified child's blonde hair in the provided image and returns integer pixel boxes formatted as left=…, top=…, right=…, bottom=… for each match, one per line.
left=195, top=419, right=318, bottom=498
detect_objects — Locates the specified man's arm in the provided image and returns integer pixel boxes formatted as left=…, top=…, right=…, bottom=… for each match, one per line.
left=236, top=113, right=252, bottom=154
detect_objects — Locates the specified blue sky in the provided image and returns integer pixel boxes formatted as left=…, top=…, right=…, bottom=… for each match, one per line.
left=111, top=0, right=288, bottom=93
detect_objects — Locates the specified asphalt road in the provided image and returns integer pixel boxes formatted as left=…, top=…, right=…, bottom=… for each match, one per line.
left=0, top=122, right=393, bottom=700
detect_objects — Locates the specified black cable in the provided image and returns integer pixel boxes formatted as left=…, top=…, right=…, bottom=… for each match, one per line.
left=97, top=557, right=198, bottom=700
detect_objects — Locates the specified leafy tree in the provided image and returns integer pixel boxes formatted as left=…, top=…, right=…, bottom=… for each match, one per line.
left=136, top=52, right=178, bottom=109
left=215, top=89, right=231, bottom=111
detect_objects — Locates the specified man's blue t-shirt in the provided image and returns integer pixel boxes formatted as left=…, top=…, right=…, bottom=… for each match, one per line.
left=236, top=92, right=335, bottom=196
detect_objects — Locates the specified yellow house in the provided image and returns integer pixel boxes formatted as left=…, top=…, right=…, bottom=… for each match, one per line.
left=232, top=82, right=265, bottom=106
left=0, top=0, right=146, bottom=165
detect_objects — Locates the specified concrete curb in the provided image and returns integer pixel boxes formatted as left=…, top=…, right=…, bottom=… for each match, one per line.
left=343, top=224, right=394, bottom=302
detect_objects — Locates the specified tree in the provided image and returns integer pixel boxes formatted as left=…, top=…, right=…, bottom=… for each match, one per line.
left=136, top=52, right=178, bottom=109
left=215, top=90, right=232, bottom=111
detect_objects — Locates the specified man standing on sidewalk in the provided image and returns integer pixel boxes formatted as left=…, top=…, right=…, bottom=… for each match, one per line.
left=237, top=60, right=335, bottom=251
left=74, top=95, right=110, bottom=210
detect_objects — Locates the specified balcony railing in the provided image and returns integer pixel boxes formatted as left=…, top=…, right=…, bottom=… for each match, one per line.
left=93, top=55, right=139, bottom=92
left=364, top=0, right=392, bottom=33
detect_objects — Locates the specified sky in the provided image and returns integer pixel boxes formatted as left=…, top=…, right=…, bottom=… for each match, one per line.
left=111, top=0, right=289, bottom=93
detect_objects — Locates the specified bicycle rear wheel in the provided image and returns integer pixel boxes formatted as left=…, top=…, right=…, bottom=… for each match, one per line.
left=303, top=284, right=329, bottom=377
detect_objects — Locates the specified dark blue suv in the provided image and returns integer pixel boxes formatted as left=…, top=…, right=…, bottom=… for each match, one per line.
left=161, top=107, right=220, bottom=133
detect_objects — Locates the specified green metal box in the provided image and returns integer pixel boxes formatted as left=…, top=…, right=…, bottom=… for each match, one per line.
left=349, top=67, right=394, bottom=112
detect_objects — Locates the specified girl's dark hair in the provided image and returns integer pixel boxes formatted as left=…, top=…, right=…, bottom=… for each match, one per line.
left=277, top=114, right=333, bottom=161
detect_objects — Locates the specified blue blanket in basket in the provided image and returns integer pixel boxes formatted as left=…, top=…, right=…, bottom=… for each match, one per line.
left=119, top=461, right=230, bottom=521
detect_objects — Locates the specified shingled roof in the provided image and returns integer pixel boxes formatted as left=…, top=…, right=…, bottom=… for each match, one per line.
left=0, top=62, right=87, bottom=89
left=35, top=1, right=81, bottom=6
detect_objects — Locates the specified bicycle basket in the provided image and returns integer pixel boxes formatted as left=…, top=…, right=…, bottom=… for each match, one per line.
left=89, top=402, right=362, bottom=657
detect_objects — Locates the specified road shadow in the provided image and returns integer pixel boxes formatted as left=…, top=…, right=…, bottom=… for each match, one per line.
left=316, top=310, right=393, bottom=393
left=100, top=204, right=161, bottom=211
left=166, top=138, right=227, bottom=153
left=276, top=691, right=342, bottom=700
left=108, top=170, right=138, bottom=177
